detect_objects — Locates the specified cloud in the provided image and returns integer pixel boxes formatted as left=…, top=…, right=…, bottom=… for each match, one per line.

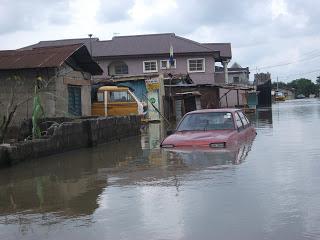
left=0, top=0, right=319, bottom=82
left=0, top=0, right=71, bottom=34
left=97, top=0, right=135, bottom=23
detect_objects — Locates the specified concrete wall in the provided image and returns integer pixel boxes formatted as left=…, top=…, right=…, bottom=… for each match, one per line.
left=0, top=115, right=141, bottom=167
left=0, top=69, right=56, bottom=126
left=96, top=55, right=216, bottom=84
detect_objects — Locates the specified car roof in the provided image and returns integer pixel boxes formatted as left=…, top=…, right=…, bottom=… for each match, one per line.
left=186, top=108, right=241, bottom=115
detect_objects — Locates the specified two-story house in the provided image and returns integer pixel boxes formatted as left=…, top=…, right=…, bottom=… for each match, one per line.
left=21, top=34, right=235, bottom=119
left=22, top=33, right=231, bottom=99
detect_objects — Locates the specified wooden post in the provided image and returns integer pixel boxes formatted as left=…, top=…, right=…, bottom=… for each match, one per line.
left=159, top=74, right=165, bottom=118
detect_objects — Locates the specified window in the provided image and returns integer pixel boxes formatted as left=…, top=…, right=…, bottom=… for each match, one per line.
left=97, top=92, right=104, bottom=102
left=160, top=59, right=176, bottom=69
left=108, top=91, right=134, bottom=102
left=235, top=112, right=244, bottom=129
left=238, top=111, right=249, bottom=127
left=188, top=58, right=205, bottom=72
left=108, top=61, right=128, bottom=75
left=233, top=76, right=240, bottom=83
left=143, top=60, right=158, bottom=73
left=114, top=63, right=128, bottom=75
left=177, top=112, right=234, bottom=131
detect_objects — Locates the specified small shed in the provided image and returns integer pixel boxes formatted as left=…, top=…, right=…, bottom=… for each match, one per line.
left=0, top=44, right=103, bottom=126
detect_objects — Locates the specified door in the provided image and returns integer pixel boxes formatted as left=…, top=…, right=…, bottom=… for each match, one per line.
left=68, top=85, right=82, bottom=116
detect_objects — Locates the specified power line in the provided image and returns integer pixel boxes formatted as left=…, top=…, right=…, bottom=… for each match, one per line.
left=277, top=68, right=320, bottom=81
left=253, top=48, right=320, bottom=71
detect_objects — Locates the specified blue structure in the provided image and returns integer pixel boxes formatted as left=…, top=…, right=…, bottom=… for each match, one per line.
left=116, top=80, right=148, bottom=102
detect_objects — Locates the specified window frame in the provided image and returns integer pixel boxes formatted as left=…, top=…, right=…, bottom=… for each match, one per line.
left=187, top=58, right=205, bottom=73
left=114, top=62, right=128, bottom=75
left=235, top=112, right=244, bottom=130
left=233, top=76, right=240, bottom=83
left=160, top=59, right=176, bottom=69
left=143, top=60, right=158, bottom=73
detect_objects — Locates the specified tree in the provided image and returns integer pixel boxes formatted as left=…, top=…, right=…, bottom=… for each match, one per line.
left=316, top=76, right=320, bottom=85
left=287, top=78, right=318, bottom=97
left=0, top=76, right=33, bottom=143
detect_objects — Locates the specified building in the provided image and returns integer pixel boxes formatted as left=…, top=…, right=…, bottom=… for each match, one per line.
left=254, top=72, right=271, bottom=85
left=215, top=62, right=250, bottom=85
left=22, top=33, right=232, bottom=85
left=0, top=44, right=103, bottom=126
left=21, top=33, right=234, bottom=120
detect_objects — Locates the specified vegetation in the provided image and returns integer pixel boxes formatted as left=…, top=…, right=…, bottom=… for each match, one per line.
left=0, top=75, right=45, bottom=143
left=272, top=78, right=319, bottom=98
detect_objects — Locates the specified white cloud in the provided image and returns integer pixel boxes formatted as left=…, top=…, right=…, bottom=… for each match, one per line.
left=0, top=0, right=319, bottom=82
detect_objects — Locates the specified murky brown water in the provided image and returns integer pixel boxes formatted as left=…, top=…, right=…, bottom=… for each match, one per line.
left=1, top=99, right=320, bottom=240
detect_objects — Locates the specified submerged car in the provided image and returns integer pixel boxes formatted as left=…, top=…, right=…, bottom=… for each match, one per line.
left=160, top=109, right=256, bottom=149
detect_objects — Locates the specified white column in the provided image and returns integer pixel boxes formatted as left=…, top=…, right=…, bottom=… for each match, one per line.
left=222, top=60, right=230, bottom=84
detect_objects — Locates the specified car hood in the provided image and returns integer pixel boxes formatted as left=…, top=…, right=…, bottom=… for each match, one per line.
left=162, top=130, right=235, bottom=147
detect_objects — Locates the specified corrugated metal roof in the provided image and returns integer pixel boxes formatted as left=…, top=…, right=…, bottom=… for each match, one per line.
left=202, top=43, right=232, bottom=59
left=0, top=44, right=103, bottom=75
left=19, top=38, right=99, bottom=51
left=20, top=33, right=232, bottom=60
left=92, top=33, right=217, bottom=57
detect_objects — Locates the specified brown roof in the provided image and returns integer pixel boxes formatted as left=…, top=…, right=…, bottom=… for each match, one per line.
left=20, top=38, right=99, bottom=51
left=202, top=43, right=232, bottom=59
left=0, top=44, right=103, bottom=75
left=92, top=33, right=218, bottom=57
left=21, top=33, right=232, bottom=60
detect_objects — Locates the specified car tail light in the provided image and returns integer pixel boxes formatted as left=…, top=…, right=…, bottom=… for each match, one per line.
left=161, top=144, right=175, bottom=148
left=209, top=142, right=226, bottom=148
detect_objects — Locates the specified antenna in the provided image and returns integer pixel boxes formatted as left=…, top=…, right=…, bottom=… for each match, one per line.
left=88, top=34, right=93, bottom=55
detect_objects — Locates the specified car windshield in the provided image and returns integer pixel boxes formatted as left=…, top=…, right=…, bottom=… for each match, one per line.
left=177, top=112, right=235, bottom=131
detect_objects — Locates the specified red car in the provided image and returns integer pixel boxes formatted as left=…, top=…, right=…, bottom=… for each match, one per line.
left=161, top=109, right=256, bottom=150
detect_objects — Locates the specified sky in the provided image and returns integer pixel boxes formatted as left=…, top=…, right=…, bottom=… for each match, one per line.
left=0, top=0, right=319, bottom=83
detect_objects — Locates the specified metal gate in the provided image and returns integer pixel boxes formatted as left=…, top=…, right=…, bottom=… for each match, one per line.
left=68, top=85, right=82, bottom=116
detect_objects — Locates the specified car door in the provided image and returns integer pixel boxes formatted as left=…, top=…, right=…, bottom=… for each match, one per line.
left=234, top=111, right=246, bottom=141
left=237, top=111, right=254, bottom=139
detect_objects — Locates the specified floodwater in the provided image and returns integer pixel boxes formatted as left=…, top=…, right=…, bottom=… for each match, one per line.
left=1, top=99, right=320, bottom=240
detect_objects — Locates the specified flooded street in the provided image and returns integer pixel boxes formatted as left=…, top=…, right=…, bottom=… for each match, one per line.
left=1, top=99, right=320, bottom=240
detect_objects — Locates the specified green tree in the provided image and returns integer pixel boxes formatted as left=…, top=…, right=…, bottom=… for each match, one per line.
left=287, top=78, right=318, bottom=97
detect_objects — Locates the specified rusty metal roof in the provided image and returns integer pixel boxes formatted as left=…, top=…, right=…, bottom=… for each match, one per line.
left=0, top=44, right=103, bottom=75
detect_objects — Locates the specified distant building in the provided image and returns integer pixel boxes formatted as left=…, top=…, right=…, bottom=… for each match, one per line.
left=215, top=62, right=250, bottom=85
left=254, top=72, right=271, bottom=85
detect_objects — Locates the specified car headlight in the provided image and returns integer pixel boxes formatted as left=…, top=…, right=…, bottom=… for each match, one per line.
left=209, top=142, right=226, bottom=148
left=161, top=144, right=175, bottom=148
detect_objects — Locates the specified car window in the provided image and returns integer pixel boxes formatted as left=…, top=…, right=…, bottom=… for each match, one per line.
left=177, top=112, right=235, bottom=131
left=108, top=91, right=134, bottom=102
left=235, top=112, right=244, bottom=129
left=238, top=111, right=249, bottom=127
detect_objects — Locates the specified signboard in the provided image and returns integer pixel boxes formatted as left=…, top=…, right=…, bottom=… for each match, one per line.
left=145, top=78, right=160, bottom=92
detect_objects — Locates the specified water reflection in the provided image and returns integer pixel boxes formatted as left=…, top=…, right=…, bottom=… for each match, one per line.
left=1, top=100, right=320, bottom=240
